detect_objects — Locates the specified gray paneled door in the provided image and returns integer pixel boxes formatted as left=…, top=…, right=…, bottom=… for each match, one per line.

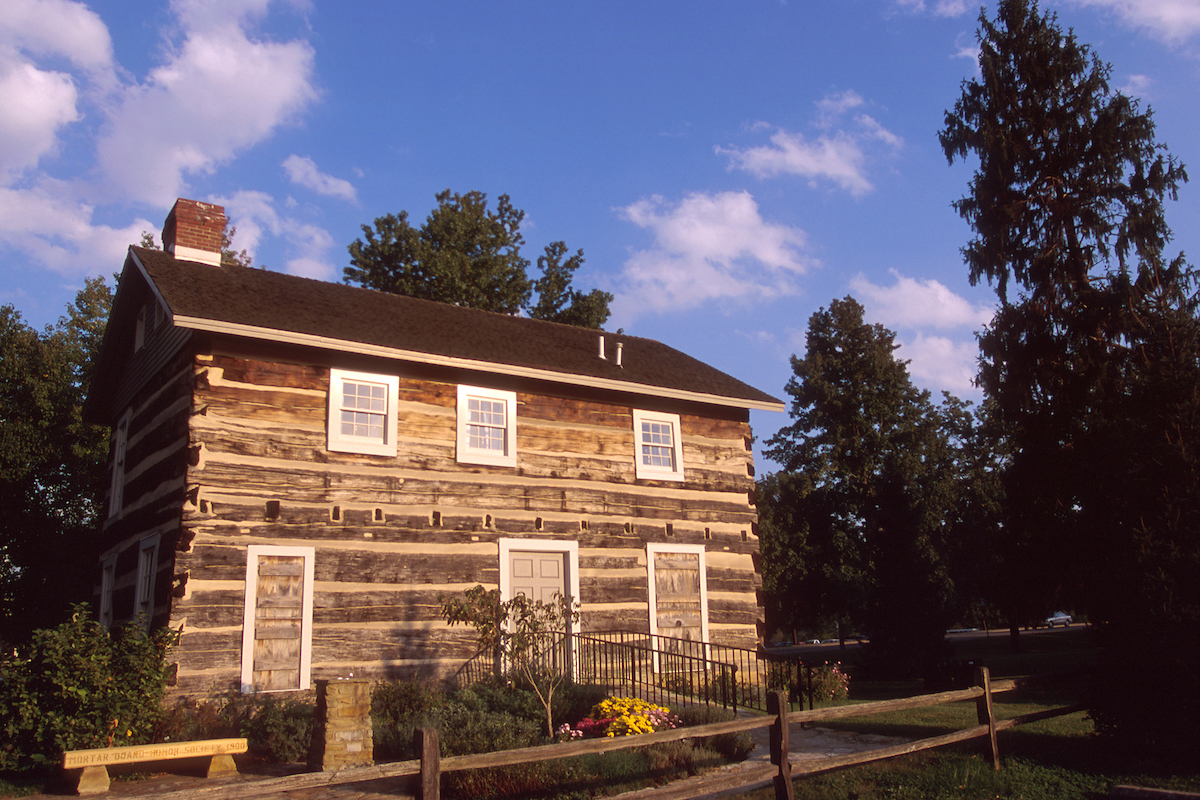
left=508, top=550, right=567, bottom=604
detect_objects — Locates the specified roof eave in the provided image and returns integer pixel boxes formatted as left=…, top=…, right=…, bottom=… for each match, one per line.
left=173, top=315, right=786, bottom=412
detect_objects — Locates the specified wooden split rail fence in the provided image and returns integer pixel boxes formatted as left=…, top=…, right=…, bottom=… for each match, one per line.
left=138, top=667, right=1083, bottom=800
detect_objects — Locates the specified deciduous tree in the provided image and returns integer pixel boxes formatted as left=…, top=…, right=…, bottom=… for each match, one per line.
left=0, top=279, right=112, bottom=643
left=346, top=190, right=611, bottom=327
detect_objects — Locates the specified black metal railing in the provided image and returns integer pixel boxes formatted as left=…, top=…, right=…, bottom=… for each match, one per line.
left=450, top=629, right=821, bottom=713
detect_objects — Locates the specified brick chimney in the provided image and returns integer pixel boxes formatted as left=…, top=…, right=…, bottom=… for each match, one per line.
left=162, top=198, right=226, bottom=266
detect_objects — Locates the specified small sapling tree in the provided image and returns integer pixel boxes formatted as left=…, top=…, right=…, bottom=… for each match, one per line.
left=441, top=586, right=580, bottom=737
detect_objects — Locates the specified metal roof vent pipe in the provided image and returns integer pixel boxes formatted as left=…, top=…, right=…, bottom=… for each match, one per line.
left=616, top=342, right=623, bottom=368
left=599, top=335, right=607, bottom=360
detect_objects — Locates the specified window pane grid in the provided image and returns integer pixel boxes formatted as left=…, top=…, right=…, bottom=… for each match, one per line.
left=641, top=421, right=676, bottom=469
left=340, top=381, right=386, bottom=441
left=468, top=397, right=506, bottom=451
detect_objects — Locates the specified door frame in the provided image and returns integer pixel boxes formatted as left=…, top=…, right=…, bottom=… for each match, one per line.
left=498, top=538, right=580, bottom=608
left=498, top=538, right=580, bottom=677
left=240, top=545, right=315, bottom=693
left=646, top=543, right=710, bottom=670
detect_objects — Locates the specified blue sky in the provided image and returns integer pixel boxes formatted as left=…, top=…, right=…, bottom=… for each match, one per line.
left=3, top=0, right=1199, bottom=470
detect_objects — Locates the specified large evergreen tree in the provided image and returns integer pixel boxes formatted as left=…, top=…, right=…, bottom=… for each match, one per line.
left=345, top=190, right=612, bottom=328
left=763, top=298, right=963, bottom=675
left=941, top=0, right=1198, bottom=761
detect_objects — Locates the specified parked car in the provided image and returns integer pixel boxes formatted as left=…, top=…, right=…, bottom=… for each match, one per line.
left=1045, top=611, right=1072, bottom=627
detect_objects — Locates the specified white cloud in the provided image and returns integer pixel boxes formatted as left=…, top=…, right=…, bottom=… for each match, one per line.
left=96, top=21, right=317, bottom=207
left=849, top=271, right=993, bottom=398
left=897, top=333, right=980, bottom=397
left=717, top=92, right=902, bottom=198
left=953, top=37, right=980, bottom=64
left=0, top=0, right=318, bottom=284
left=612, top=191, right=813, bottom=320
left=849, top=270, right=993, bottom=329
left=0, top=182, right=153, bottom=276
left=282, top=155, right=357, bottom=202
left=815, top=89, right=864, bottom=127
left=0, top=0, right=116, bottom=85
left=0, top=61, right=79, bottom=178
left=214, top=189, right=337, bottom=280
left=1062, top=0, right=1200, bottom=42
left=1121, top=73, right=1155, bottom=96
left=0, top=0, right=116, bottom=178
left=894, top=0, right=970, bottom=16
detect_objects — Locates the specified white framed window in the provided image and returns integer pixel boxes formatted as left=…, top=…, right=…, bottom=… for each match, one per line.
left=134, top=306, right=146, bottom=352
left=632, top=410, right=685, bottom=481
left=135, top=535, right=160, bottom=626
left=241, top=545, right=315, bottom=693
left=99, top=556, right=116, bottom=629
left=327, top=369, right=399, bottom=457
left=108, top=410, right=130, bottom=519
left=457, top=385, right=517, bottom=467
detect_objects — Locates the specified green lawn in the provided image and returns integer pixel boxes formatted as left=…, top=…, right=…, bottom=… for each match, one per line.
left=745, top=628, right=1200, bottom=800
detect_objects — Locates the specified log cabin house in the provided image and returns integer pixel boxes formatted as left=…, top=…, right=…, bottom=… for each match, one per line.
left=83, top=198, right=783, bottom=696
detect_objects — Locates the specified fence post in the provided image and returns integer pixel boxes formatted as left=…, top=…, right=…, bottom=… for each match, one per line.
left=806, top=663, right=814, bottom=712
left=975, top=666, right=1001, bottom=771
left=416, top=727, right=440, bottom=800
left=768, top=690, right=795, bottom=800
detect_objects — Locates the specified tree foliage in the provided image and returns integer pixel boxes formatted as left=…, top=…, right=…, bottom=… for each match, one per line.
left=762, top=298, right=972, bottom=676
left=0, top=605, right=177, bottom=774
left=345, top=190, right=612, bottom=328
left=941, top=0, right=1198, bottom=761
left=0, top=279, right=112, bottom=643
left=440, top=585, right=580, bottom=737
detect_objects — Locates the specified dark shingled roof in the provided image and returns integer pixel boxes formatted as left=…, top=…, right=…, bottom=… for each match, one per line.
left=130, top=247, right=782, bottom=410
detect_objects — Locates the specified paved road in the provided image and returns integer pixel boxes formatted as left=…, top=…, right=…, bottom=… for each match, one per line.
left=768, top=622, right=1090, bottom=660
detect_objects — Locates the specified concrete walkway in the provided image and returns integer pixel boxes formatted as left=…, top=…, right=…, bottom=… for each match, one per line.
left=29, top=724, right=909, bottom=799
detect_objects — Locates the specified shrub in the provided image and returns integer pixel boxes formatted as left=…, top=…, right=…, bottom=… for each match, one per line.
left=371, top=680, right=445, bottom=762
left=370, top=679, right=544, bottom=761
left=437, top=703, right=542, bottom=756
left=673, top=703, right=756, bottom=761
left=552, top=681, right=609, bottom=727
left=153, top=696, right=242, bottom=743
left=153, top=692, right=313, bottom=763
left=807, top=661, right=850, bottom=703
left=0, top=605, right=177, bottom=774
left=237, top=695, right=314, bottom=762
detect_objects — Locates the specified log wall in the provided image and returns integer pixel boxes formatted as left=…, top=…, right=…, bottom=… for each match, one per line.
left=165, top=351, right=764, bottom=696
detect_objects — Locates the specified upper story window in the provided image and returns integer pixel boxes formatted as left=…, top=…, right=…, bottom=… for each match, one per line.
left=327, top=369, right=399, bottom=457
left=108, top=410, right=130, bottom=519
left=134, top=307, right=146, bottom=352
left=457, top=385, right=517, bottom=467
left=99, top=556, right=116, bottom=629
left=135, top=535, right=160, bottom=628
left=632, top=410, right=685, bottom=481
left=133, top=300, right=164, bottom=353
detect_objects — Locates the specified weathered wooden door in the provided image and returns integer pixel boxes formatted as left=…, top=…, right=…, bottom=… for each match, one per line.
left=242, top=545, right=314, bottom=693
left=653, top=550, right=703, bottom=647
left=251, top=555, right=305, bottom=691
